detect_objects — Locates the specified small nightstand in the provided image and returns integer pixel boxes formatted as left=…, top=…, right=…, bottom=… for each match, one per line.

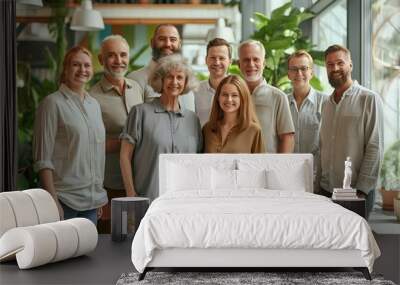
left=332, top=197, right=366, bottom=218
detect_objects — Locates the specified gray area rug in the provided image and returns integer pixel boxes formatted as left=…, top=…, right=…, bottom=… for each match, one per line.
left=116, top=271, right=396, bottom=285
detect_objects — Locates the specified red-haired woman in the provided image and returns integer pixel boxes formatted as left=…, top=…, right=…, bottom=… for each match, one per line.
left=203, top=75, right=265, bottom=153
left=33, top=46, right=107, bottom=224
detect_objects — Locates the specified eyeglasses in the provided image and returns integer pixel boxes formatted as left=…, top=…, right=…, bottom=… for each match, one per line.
left=288, top=66, right=311, bottom=73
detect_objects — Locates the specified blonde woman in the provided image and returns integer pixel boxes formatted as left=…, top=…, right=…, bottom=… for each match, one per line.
left=33, top=46, right=107, bottom=224
left=203, top=75, right=265, bottom=153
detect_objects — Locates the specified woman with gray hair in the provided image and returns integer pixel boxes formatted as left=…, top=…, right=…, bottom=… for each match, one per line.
left=120, top=54, right=202, bottom=201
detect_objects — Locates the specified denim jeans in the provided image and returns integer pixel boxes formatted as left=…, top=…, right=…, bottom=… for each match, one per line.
left=60, top=201, right=98, bottom=225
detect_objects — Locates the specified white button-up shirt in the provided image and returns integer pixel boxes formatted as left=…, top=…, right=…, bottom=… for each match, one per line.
left=194, top=80, right=215, bottom=126
left=319, top=81, right=384, bottom=193
left=288, top=88, right=327, bottom=156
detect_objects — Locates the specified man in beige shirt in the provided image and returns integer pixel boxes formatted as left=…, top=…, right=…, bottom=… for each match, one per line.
left=318, top=44, right=384, bottom=217
left=90, top=35, right=144, bottom=232
left=238, top=40, right=295, bottom=153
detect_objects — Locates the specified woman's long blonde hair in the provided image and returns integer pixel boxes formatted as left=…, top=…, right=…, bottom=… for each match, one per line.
left=208, top=75, right=260, bottom=132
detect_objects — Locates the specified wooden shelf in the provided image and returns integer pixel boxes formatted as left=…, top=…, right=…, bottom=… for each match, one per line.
left=16, top=3, right=238, bottom=25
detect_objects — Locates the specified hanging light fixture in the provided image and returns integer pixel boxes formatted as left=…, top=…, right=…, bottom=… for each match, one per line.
left=16, top=0, right=43, bottom=7
left=206, top=18, right=235, bottom=44
left=70, top=0, right=104, bottom=32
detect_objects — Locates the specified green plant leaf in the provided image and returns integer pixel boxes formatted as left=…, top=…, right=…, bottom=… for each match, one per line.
left=297, top=12, right=314, bottom=24
left=252, top=12, right=270, bottom=29
left=309, top=50, right=325, bottom=66
left=271, top=2, right=292, bottom=19
left=265, top=38, right=293, bottom=50
left=309, top=76, right=324, bottom=92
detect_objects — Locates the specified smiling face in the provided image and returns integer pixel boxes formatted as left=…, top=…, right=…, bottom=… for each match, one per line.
left=325, top=50, right=353, bottom=88
left=65, top=51, right=93, bottom=89
left=151, top=25, right=181, bottom=61
left=162, top=69, right=186, bottom=98
left=218, top=83, right=241, bottom=115
left=100, top=38, right=129, bottom=79
left=288, top=55, right=313, bottom=90
left=206, top=45, right=231, bottom=79
left=238, top=43, right=265, bottom=83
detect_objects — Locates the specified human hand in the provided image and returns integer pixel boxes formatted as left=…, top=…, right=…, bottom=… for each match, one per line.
left=55, top=199, right=64, bottom=220
left=97, top=207, right=103, bottom=219
left=126, top=189, right=138, bottom=197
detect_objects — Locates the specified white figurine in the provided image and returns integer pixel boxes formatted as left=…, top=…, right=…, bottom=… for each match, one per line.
left=343, top=157, right=352, bottom=189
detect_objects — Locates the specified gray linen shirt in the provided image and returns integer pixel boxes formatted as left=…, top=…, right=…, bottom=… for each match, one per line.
left=33, top=84, right=107, bottom=211
left=319, top=81, right=384, bottom=194
left=120, top=98, right=202, bottom=201
left=252, top=79, right=295, bottom=153
left=127, top=60, right=196, bottom=112
left=194, top=80, right=215, bottom=127
left=90, top=76, right=144, bottom=190
left=288, top=88, right=327, bottom=155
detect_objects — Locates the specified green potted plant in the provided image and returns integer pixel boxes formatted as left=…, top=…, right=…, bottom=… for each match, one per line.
left=379, top=140, right=400, bottom=220
left=250, top=1, right=325, bottom=92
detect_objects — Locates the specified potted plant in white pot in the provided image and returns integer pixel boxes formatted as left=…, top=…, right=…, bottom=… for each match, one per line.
left=379, top=140, right=400, bottom=220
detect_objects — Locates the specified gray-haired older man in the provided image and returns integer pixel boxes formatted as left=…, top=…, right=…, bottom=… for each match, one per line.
left=238, top=40, right=295, bottom=153
left=127, top=24, right=195, bottom=111
left=90, top=35, right=144, bottom=232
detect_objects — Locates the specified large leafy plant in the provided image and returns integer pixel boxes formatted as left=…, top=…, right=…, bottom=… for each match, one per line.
left=250, top=1, right=325, bottom=92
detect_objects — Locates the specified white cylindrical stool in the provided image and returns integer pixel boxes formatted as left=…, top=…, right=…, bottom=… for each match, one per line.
left=111, top=197, right=149, bottom=242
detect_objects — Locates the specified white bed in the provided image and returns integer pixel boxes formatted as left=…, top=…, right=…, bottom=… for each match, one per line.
left=131, top=154, right=380, bottom=280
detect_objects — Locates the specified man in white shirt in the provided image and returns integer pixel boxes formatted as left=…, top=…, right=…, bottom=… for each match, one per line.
left=194, top=38, right=232, bottom=126
left=238, top=40, right=295, bottom=153
left=318, top=44, right=384, bottom=217
left=127, top=24, right=195, bottom=111
left=287, top=50, right=327, bottom=156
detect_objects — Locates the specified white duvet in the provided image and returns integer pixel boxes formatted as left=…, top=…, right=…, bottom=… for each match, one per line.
left=131, top=190, right=380, bottom=273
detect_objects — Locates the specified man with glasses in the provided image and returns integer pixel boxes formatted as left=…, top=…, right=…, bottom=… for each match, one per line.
left=318, top=44, right=384, bottom=218
left=287, top=50, right=327, bottom=157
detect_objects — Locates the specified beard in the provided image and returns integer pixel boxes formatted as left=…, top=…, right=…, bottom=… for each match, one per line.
left=328, top=70, right=350, bottom=88
left=104, top=65, right=127, bottom=79
left=152, top=46, right=181, bottom=61
left=243, top=72, right=263, bottom=83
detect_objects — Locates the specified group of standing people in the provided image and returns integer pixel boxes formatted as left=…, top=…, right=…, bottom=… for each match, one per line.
left=33, top=24, right=383, bottom=229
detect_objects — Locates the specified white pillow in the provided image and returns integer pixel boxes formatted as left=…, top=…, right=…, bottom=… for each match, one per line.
left=166, top=162, right=212, bottom=191
left=266, top=164, right=306, bottom=191
left=212, top=168, right=237, bottom=190
left=237, top=169, right=267, bottom=189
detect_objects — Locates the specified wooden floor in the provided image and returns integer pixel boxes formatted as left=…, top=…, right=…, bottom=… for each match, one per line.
left=0, top=235, right=134, bottom=285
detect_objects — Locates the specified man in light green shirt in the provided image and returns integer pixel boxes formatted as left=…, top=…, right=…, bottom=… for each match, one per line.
left=90, top=35, right=144, bottom=232
left=318, top=45, right=384, bottom=217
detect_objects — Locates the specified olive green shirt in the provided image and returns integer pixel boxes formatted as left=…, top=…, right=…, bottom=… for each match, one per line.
left=33, top=84, right=107, bottom=211
left=202, top=122, right=265, bottom=153
left=90, top=76, right=144, bottom=190
left=319, top=81, right=384, bottom=194
left=252, top=79, right=295, bottom=153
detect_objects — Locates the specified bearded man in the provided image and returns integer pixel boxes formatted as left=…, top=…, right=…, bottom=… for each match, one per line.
left=128, top=24, right=195, bottom=111
left=318, top=44, right=384, bottom=218
left=90, top=35, right=144, bottom=232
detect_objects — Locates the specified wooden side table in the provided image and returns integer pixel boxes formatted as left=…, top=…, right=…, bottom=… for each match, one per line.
left=332, top=197, right=366, bottom=218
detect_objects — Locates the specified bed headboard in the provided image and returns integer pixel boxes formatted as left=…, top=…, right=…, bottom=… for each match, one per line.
left=158, top=154, right=314, bottom=195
